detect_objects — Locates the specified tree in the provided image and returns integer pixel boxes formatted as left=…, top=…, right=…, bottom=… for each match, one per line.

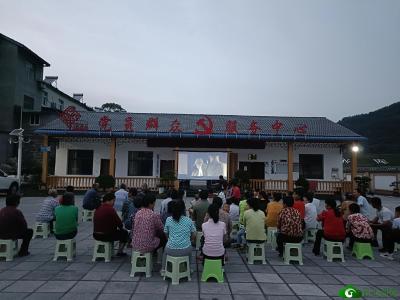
left=101, top=102, right=126, bottom=112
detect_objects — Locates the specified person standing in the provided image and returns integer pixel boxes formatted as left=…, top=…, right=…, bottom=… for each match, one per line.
left=114, top=183, right=129, bottom=212
left=303, top=193, right=318, bottom=231
left=369, top=197, right=393, bottom=253
left=354, top=188, right=371, bottom=219
left=0, top=194, right=33, bottom=256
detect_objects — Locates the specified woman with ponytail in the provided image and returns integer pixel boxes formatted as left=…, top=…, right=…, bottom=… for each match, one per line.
left=312, top=198, right=346, bottom=256
left=202, top=203, right=226, bottom=264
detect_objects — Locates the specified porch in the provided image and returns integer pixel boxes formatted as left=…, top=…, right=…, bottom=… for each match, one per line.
left=46, top=175, right=352, bottom=194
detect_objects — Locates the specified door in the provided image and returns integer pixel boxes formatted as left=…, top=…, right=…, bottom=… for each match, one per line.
left=160, top=160, right=174, bottom=177
left=228, top=153, right=238, bottom=180
left=239, top=162, right=265, bottom=179
left=100, top=159, right=110, bottom=176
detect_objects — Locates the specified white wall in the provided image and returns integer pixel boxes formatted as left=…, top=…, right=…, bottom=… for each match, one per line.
left=374, top=175, right=396, bottom=191
left=54, top=139, right=343, bottom=180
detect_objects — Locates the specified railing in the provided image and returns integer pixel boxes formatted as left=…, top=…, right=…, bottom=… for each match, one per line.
left=249, top=179, right=353, bottom=194
left=47, top=175, right=163, bottom=191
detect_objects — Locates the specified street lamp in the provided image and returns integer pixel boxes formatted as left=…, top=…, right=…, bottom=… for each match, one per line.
left=351, top=145, right=360, bottom=153
left=9, top=128, right=30, bottom=181
left=351, top=144, right=360, bottom=191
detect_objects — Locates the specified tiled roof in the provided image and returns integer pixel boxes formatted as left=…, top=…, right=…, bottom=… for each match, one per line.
left=35, top=109, right=365, bottom=142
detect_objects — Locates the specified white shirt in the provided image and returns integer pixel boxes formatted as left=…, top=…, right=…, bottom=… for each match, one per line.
left=218, top=191, right=226, bottom=204
left=229, top=203, right=240, bottom=222
left=312, top=198, right=321, bottom=213
left=357, top=195, right=371, bottom=218
left=304, top=202, right=318, bottom=229
left=114, top=189, right=128, bottom=211
left=392, top=217, right=400, bottom=230
left=376, top=206, right=394, bottom=224
left=160, top=197, right=172, bottom=215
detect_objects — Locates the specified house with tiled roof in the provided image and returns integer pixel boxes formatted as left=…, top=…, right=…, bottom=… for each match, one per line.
left=36, top=109, right=364, bottom=194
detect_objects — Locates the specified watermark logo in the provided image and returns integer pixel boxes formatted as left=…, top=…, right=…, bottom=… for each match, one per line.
left=338, top=285, right=362, bottom=298
left=338, top=285, right=398, bottom=298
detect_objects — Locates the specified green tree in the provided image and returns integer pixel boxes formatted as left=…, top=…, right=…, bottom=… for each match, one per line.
left=101, top=102, right=126, bottom=112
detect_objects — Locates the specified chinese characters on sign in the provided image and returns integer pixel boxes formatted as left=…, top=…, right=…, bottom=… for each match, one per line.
left=294, top=124, right=307, bottom=134
left=124, top=116, right=134, bottom=131
left=169, top=119, right=182, bottom=133
left=99, top=115, right=111, bottom=131
left=146, top=117, right=159, bottom=130
left=60, top=106, right=81, bottom=130
left=248, top=120, right=261, bottom=134
left=272, top=119, right=283, bottom=134
left=225, top=120, right=238, bottom=134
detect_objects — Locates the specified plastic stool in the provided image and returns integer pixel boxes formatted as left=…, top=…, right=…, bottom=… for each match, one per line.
left=0, top=239, right=18, bottom=261
left=201, top=258, right=224, bottom=283
left=304, top=228, right=317, bottom=243
left=323, top=240, right=345, bottom=262
left=247, top=243, right=266, bottom=264
left=266, top=227, right=277, bottom=248
left=82, top=209, right=94, bottom=222
left=195, top=231, right=203, bottom=250
left=284, top=243, right=303, bottom=265
left=53, top=239, right=76, bottom=262
left=92, top=240, right=113, bottom=262
left=33, top=222, right=50, bottom=239
left=231, top=221, right=239, bottom=240
left=352, top=242, right=374, bottom=260
left=163, top=255, right=191, bottom=285
left=130, top=251, right=152, bottom=277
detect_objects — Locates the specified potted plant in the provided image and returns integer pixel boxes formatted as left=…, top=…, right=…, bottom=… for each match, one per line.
left=295, top=176, right=310, bottom=192
left=95, top=175, right=116, bottom=192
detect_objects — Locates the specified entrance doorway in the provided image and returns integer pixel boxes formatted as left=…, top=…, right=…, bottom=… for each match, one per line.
left=239, top=162, right=265, bottom=179
left=160, top=160, right=175, bottom=177
left=100, top=159, right=110, bottom=176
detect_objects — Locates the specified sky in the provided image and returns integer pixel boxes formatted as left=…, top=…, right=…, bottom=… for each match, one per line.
left=1, top=0, right=399, bottom=121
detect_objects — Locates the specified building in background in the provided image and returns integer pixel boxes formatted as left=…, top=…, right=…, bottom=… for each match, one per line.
left=0, top=33, right=92, bottom=177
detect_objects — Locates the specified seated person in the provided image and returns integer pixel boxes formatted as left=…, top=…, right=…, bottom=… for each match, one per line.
left=276, top=197, right=303, bottom=256
left=340, top=193, right=355, bottom=220
left=292, top=188, right=305, bottom=220
left=192, top=190, right=210, bottom=232
left=82, top=183, right=101, bottom=210
left=202, top=203, right=226, bottom=264
left=346, top=203, right=374, bottom=249
left=355, top=188, right=372, bottom=219
left=257, top=191, right=270, bottom=214
left=313, top=199, right=346, bottom=256
left=36, top=189, right=59, bottom=233
left=121, top=188, right=142, bottom=230
left=303, top=193, right=317, bottom=230
left=265, top=192, right=283, bottom=228
left=114, top=183, right=129, bottom=212
left=244, top=198, right=267, bottom=244
left=381, top=206, right=400, bottom=260
left=93, top=193, right=128, bottom=256
left=228, top=198, right=239, bottom=222
left=204, top=197, right=232, bottom=246
left=162, top=201, right=196, bottom=272
left=54, top=192, right=78, bottom=240
left=161, top=190, right=179, bottom=224
left=369, top=197, right=394, bottom=254
left=0, top=194, right=33, bottom=256
left=132, top=194, right=166, bottom=253
left=235, top=193, right=251, bottom=248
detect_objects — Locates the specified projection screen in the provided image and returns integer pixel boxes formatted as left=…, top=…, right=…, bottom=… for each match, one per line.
left=178, top=151, right=228, bottom=180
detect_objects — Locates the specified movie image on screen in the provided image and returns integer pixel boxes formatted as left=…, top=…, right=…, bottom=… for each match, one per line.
left=178, top=152, right=227, bottom=180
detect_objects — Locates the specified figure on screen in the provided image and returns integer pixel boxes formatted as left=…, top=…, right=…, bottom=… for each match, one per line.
left=206, top=155, right=225, bottom=177
left=191, top=158, right=206, bottom=177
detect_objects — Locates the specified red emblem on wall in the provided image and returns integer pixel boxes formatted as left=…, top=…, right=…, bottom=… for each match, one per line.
left=169, top=119, right=182, bottom=133
left=124, top=116, right=134, bottom=131
left=225, top=120, right=238, bottom=134
left=99, top=115, right=111, bottom=131
left=194, top=115, right=213, bottom=135
left=146, top=117, right=159, bottom=130
left=294, top=124, right=307, bottom=134
left=272, top=119, right=283, bottom=134
left=248, top=120, right=261, bottom=134
left=59, top=106, right=81, bottom=130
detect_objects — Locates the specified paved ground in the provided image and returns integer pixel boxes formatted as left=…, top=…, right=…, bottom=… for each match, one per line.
left=0, top=195, right=399, bottom=300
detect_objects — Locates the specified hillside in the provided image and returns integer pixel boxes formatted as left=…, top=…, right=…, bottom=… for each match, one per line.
left=338, top=101, right=400, bottom=154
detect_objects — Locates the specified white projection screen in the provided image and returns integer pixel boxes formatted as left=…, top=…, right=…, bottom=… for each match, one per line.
left=178, top=151, right=228, bottom=180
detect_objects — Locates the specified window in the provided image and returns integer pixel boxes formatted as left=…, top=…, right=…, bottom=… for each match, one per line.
left=26, top=63, right=34, bottom=80
left=23, top=95, right=34, bottom=110
left=59, top=99, right=64, bottom=110
left=30, top=113, right=40, bottom=126
left=128, top=151, right=153, bottom=176
left=299, top=154, right=323, bottom=179
left=67, top=150, right=93, bottom=175
left=43, top=92, right=48, bottom=106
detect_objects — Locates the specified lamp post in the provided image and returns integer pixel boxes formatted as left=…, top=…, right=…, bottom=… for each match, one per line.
left=351, top=144, right=360, bottom=191
left=9, top=128, right=30, bottom=181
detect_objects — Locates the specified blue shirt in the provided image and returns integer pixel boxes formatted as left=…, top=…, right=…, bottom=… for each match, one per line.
left=164, top=216, right=195, bottom=249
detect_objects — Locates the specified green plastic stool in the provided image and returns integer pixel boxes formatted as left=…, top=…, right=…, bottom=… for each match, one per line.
left=201, top=258, right=224, bottom=283
left=352, top=242, right=374, bottom=260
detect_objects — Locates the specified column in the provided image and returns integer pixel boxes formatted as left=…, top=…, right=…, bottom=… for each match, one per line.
left=287, top=142, right=294, bottom=192
left=109, top=138, right=116, bottom=177
left=351, top=144, right=358, bottom=191
left=41, top=135, right=49, bottom=185
left=174, top=147, right=179, bottom=190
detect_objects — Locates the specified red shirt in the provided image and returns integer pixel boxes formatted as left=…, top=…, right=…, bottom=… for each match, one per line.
left=93, top=203, right=123, bottom=235
left=232, top=186, right=241, bottom=200
left=318, top=208, right=346, bottom=240
left=293, top=200, right=305, bottom=219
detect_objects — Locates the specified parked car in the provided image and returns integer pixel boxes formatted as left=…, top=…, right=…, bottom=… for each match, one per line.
left=0, top=168, right=20, bottom=194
